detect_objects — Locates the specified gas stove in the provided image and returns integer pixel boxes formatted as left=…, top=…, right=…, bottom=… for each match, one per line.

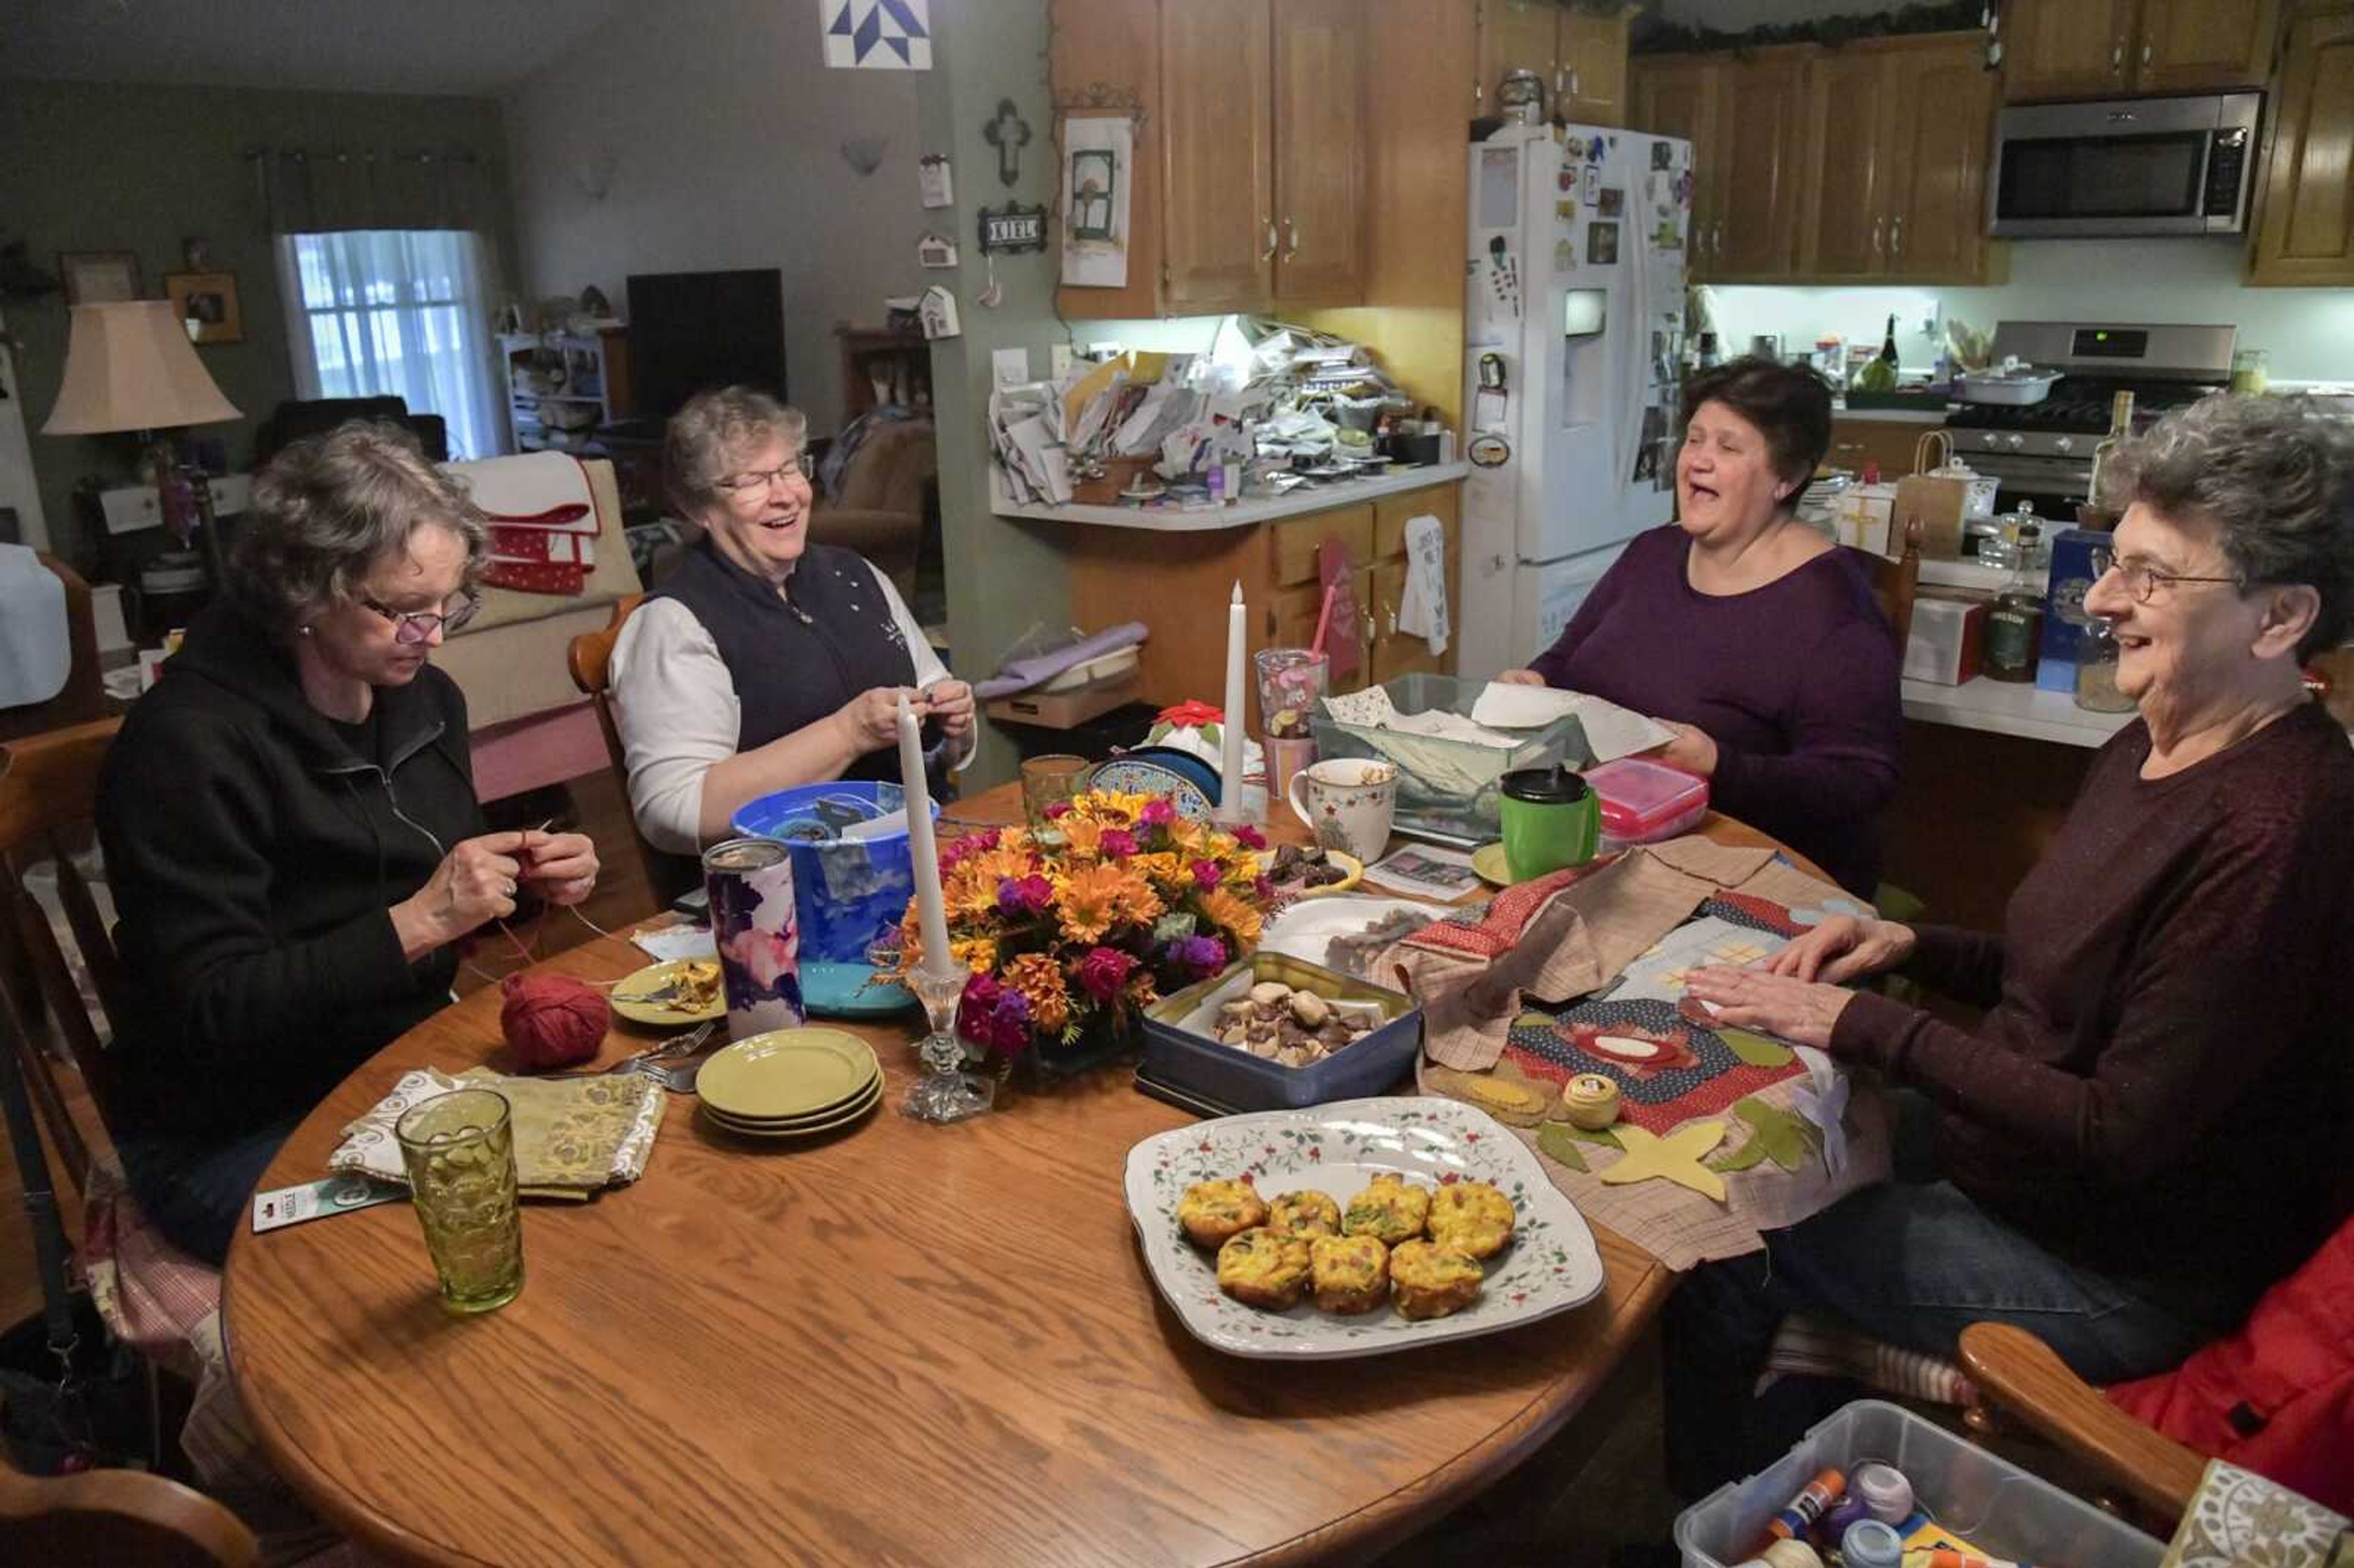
left=1946, top=321, right=2234, bottom=511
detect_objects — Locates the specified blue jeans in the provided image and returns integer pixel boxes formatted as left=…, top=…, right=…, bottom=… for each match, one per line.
left=1663, top=1103, right=2245, bottom=1498
left=115, top=1118, right=304, bottom=1267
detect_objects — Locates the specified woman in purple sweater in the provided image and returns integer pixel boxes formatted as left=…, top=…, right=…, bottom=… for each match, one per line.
left=1669, top=394, right=2354, bottom=1493
left=1499, top=358, right=1900, bottom=894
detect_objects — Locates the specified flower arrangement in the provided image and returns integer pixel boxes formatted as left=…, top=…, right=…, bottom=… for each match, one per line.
left=894, top=790, right=1271, bottom=1065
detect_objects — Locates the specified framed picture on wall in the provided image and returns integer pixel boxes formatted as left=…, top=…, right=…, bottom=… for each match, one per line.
left=58, top=251, right=142, bottom=305
left=166, top=271, right=243, bottom=345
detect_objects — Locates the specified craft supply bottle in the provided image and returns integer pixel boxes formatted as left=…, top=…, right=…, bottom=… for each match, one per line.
left=1840, top=1520, right=1905, bottom=1568
left=1851, top=1462, right=1914, bottom=1524
left=1762, top=1467, right=1846, bottom=1545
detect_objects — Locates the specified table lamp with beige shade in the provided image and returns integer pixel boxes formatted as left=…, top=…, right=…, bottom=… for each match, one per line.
left=42, top=299, right=241, bottom=588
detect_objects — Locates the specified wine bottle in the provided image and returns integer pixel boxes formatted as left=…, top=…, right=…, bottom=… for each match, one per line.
left=2089, top=390, right=2134, bottom=513
left=1878, top=313, right=1899, bottom=373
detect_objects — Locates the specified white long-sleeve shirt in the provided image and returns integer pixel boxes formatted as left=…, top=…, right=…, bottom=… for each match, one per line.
left=609, top=561, right=961, bottom=855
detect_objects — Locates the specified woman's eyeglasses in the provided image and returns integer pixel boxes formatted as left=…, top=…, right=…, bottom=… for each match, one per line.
left=714, top=452, right=816, bottom=493
left=362, top=593, right=482, bottom=645
left=2089, top=548, right=2240, bottom=604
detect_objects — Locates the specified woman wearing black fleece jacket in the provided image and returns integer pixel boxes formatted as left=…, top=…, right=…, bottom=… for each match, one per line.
left=96, top=424, right=599, bottom=1263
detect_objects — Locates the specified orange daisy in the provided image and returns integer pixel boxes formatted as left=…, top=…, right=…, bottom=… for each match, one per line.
left=1054, top=862, right=1130, bottom=944
left=1197, top=886, right=1263, bottom=949
left=1004, top=952, right=1071, bottom=1035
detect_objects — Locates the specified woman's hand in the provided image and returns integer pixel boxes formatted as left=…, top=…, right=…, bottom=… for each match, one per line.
left=1495, top=668, right=1548, bottom=687
left=1650, top=720, right=1720, bottom=777
left=391, top=831, right=525, bottom=959
left=1682, top=966, right=1854, bottom=1050
left=836, top=687, right=915, bottom=753
left=519, top=829, right=601, bottom=908
left=1767, top=914, right=1916, bottom=985
left=921, top=679, right=975, bottom=744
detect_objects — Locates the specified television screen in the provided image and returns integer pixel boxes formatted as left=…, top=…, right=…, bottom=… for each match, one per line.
left=624, top=268, right=786, bottom=422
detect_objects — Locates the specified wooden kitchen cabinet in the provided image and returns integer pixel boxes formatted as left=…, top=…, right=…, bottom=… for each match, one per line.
left=1712, top=50, right=1810, bottom=280
left=1629, top=56, right=1721, bottom=278
left=2003, top=0, right=2277, bottom=99
left=1798, top=34, right=2002, bottom=285
left=1271, top=0, right=1368, bottom=303
left=1827, top=417, right=1938, bottom=481
left=1160, top=0, right=1276, bottom=311
left=2249, top=3, right=2354, bottom=285
left=1472, top=0, right=1630, bottom=125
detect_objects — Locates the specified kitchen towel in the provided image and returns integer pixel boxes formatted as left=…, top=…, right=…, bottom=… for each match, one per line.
left=0, top=545, right=68, bottom=708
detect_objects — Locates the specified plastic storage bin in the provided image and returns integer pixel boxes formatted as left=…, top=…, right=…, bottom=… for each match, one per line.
left=1143, top=952, right=1421, bottom=1112
left=1674, top=1401, right=2163, bottom=1568
left=1311, top=672, right=1593, bottom=847
left=1587, top=757, right=1709, bottom=848
left=729, top=780, right=937, bottom=964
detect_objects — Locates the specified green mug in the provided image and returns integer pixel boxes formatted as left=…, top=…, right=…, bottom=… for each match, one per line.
left=1498, top=765, right=1599, bottom=883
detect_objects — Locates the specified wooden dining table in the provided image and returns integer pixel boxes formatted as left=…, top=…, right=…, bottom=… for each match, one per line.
left=224, top=783, right=1805, bottom=1567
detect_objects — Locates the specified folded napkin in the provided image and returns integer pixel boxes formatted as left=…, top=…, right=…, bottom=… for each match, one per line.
left=331, top=1067, right=665, bottom=1197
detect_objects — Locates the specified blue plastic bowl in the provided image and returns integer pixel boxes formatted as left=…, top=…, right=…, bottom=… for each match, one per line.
left=729, top=780, right=940, bottom=965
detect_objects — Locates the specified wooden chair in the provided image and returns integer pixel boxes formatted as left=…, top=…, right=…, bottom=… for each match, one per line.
left=0, top=1458, right=258, bottom=1567
left=1959, top=1323, right=2207, bottom=1524
left=566, top=595, right=680, bottom=901
left=1857, top=513, right=1925, bottom=651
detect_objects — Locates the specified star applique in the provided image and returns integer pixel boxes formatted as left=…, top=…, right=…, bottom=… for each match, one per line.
left=1596, top=1121, right=1727, bottom=1201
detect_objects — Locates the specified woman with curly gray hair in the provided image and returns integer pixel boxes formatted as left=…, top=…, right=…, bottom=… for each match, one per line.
left=1659, top=394, right=2354, bottom=1493
left=94, top=421, right=600, bottom=1263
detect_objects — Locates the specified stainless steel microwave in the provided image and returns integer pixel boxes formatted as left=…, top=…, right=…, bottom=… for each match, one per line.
left=1990, top=93, right=2261, bottom=237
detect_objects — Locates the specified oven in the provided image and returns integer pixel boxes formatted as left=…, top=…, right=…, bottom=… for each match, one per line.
left=1991, top=93, right=2261, bottom=238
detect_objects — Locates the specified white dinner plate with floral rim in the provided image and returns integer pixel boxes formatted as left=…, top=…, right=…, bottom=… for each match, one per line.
left=1122, top=1096, right=1607, bottom=1359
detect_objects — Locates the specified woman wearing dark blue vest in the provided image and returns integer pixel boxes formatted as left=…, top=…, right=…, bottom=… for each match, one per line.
left=610, top=387, right=972, bottom=873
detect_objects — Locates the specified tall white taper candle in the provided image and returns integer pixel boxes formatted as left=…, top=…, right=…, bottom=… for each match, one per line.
left=897, top=691, right=955, bottom=977
left=1216, top=579, right=1247, bottom=821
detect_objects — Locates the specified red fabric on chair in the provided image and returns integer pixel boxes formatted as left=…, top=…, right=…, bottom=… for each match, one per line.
left=2105, top=1213, right=2354, bottom=1513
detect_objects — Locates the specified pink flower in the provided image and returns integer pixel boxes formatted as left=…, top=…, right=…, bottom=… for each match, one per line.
left=1099, top=828, right=1138, bottom=859
left=1076, top=945, right=1138, bottom=1001
left=939, top=829, right=1000, bottom=872
left=1190, top=859, right=1223, bottom=891
left=1139, top=799, right=1175, bottom=827
left=1254, top=875, right=1276, bottom=902
left=1234, top=824, right=1266, bottom=849
left=996, top=874, right=1054, bottom=916
left=1042, top=800, right=1072, bottom=820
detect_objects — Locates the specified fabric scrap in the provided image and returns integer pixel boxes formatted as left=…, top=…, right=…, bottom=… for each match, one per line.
left=1596, top=1121, right=1729, bottom=1201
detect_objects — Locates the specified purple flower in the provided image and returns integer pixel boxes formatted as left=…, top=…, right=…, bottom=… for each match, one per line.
left=1234, top=824, right=1266, bottom=850
left=1174, top=934, right=1227, bottom=975
left=996, top=873, right=1054, bottom=917
left=1139, top=799, right=1175, bottom=827
left=1190, top=859, right=1224, bottom=891
left=1099, top=828, right=1138, bottom=859
left=1076, top=945, right=1138, bottom=1001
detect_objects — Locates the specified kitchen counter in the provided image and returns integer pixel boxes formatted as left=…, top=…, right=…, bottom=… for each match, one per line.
left=997, top=462, right=1471, bottom=533
left=1901, top=675, right=2135, bottom=747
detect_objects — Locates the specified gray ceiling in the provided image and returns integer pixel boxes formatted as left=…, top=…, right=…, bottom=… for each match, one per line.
left=0, top=0, right=632, bottom=97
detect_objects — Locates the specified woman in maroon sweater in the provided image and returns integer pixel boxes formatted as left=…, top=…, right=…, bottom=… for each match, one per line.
left=1499, top=358, right=1901, bottom=894
left=1667, top=394, right=2354, bottom=1494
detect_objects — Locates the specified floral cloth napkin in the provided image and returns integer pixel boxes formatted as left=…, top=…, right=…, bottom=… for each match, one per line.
left=331, top=1067, right=665, bottom=1197
left=2162, top=1460, right=2350, bottom=1568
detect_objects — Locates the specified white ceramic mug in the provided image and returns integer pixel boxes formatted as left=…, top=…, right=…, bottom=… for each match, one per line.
left=1287, top=758, right=1396, bottom=862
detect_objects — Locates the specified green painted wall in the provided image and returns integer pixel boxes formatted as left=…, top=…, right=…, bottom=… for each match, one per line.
left=917, top=0, right=1076, bottom=789
left=0, top=77, right=515, bottom=567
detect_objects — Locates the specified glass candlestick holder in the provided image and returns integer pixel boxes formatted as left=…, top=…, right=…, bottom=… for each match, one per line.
left=900, top=964, right=994, bottom=1124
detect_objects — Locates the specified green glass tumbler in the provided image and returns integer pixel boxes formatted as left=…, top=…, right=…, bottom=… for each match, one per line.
left=395, top=1088, right=524, bottom=1314
left=1498, top=765, right=1600, bottom=883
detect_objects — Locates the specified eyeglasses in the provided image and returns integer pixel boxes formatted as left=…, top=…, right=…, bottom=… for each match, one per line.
left=361, top=593, right=482, bottom=645
left=714, top=452, right=815, bottom=493
left=2089, top=549, right=2241, bottom=605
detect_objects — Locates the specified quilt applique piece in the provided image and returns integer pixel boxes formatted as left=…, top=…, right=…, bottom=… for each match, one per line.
left=1502, top=996, right=1802, bottom=1133
left=1788, top=1048, right=1853, bottom=1177
left=1597, top=1121, right=1727, bottom=1201
left=1709, top=1098, right=1821, bottom=1174
left=1718, top=1028, right=1796, bottom=1068
left=1537, top=1122, right=1592, bottom=1173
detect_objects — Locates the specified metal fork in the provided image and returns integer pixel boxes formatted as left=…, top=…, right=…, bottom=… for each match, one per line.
left=555, top=1020, right=716, bottom=1081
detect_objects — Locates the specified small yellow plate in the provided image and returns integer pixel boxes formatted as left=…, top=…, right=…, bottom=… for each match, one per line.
left=696, top=1027, right=879, bottom=1121
left=610, top=959, right=726, bottom=1026
left=701, top=1075, right=886, bottom=1137
left=1255, top=848, right=1365, bottom=899
left=1471, top=842, right=1514, bottom=886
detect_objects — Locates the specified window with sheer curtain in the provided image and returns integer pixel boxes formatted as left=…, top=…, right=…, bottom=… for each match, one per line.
left=273, top=230, right=503, bottom=460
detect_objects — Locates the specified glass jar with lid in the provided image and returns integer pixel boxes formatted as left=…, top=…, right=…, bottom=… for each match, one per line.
left=2074, top=619, right=2136, bottom=712
left=2230, top=348, right=2269, bottom=397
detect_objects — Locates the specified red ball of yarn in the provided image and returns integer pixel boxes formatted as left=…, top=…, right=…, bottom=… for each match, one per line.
left=500, top=972, right=606, bottom=1070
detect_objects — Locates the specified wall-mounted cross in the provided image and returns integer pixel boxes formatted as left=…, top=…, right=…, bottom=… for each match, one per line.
left=983, top=98, right=1030, bottom=188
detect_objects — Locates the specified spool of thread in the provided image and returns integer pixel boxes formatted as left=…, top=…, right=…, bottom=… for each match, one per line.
left=500, top=972, right=606, bottom=1069
left=1821, top=1496, right=1873, bottom=1540
left=1562, top=1073, right=1621, bottom=1130
left=1854, top=1463, right=1914, bottom=1524
left=1764, top=1467, right=1846, bottom=1545
left=1841, top=1520, right=1905, bottom=1568
left=1756, top=1541, right=1825, bottom=1568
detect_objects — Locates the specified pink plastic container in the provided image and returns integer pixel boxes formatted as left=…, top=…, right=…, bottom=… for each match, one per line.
left=1586, top=757, right=1709, bottom=847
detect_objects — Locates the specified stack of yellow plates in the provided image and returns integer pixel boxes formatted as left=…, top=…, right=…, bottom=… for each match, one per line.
left=695, top=1027, right=883, bottom=1139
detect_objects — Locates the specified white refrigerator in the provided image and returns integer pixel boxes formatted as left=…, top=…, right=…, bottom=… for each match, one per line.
left=1457, top=121, right=1692, bottom=679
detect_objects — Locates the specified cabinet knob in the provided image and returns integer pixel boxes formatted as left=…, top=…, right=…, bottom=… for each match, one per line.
left=1890, top=214, right=1903, bottom=257
left=1262, top=221, right=1278, bottom=262
left=1285, top=217, right=1300, bottom=259
left=2111, top=38, right=2125, bottom=72
left=1870, top=217, right=1884, bottom=256
left=1711, top=221, right=1723, bottom=256
left=2140, top=41, right=2152, bottom=69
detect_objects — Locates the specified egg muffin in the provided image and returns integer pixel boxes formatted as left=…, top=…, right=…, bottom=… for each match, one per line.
left=1426, top=1180, right=1517, bottom=1260
left=1178, top=1179, right=1268, bottom=1249
left=1267, top=1189, right=1342, bottom=1240
left=1216, top=1227, right=1312, bottom=1309
left=1309, top=1234, right=1390, bottom=1314
left=1390, top=1239, right=1485, bottom=1320
left=1341, top=1175, right=1430, bottom=1246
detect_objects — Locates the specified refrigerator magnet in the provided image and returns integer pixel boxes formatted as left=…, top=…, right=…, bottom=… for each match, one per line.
left=1469, top=434, right=1512, bottom=468
left=1582, top=165, right=1601, bottom=204
left=1588, top=223, right=1620, bottom=265
left=1598, top=188, right=1624, bottom=219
